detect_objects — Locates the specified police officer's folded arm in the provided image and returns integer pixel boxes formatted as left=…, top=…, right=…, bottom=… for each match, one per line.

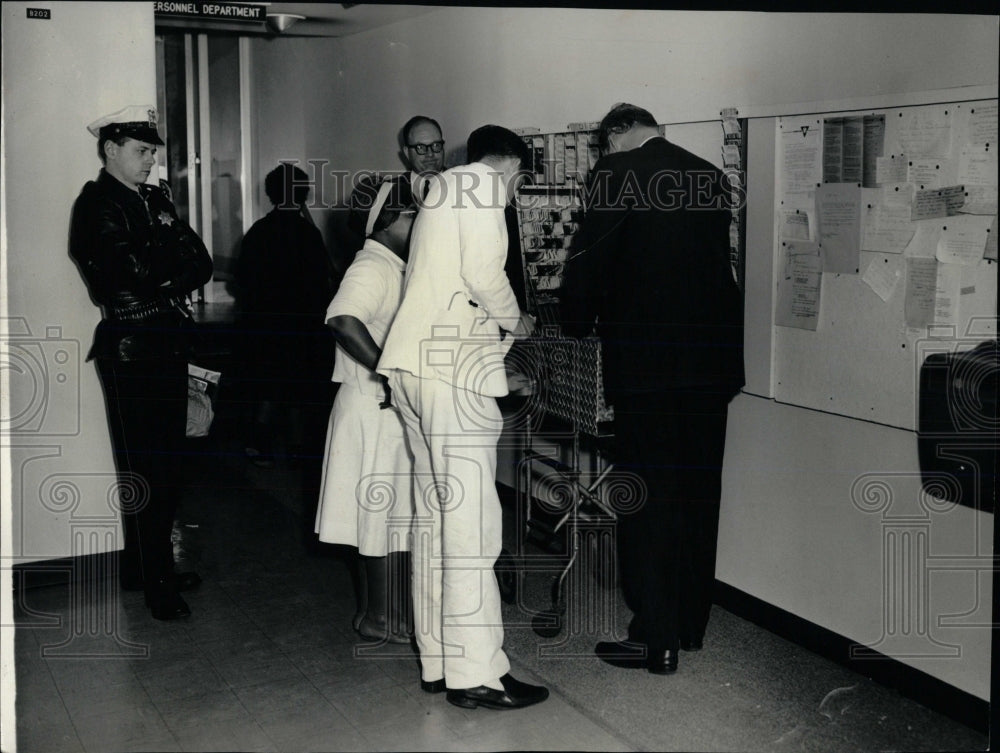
left=91, top=198, right=168, bottom=297
left=147, top=189, right=213, bottom=295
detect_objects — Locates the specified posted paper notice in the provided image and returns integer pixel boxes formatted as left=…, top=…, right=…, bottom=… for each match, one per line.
left=862, top=255, right=903, bottom=302
left=777, top=247, right=822, bottom=330
left=817, top=183, right=862, bottom=273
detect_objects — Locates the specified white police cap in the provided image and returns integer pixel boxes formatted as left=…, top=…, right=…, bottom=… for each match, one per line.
left=86, top=105, right=164, bottom=145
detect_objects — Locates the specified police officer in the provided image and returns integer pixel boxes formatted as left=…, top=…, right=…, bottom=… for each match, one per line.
left=70, top=105, right=213, bottom=620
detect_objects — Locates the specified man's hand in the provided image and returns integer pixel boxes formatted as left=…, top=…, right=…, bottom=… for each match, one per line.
left=378, top=374, right=393, bottom=410
left=511, top=310, right=536, bottom=340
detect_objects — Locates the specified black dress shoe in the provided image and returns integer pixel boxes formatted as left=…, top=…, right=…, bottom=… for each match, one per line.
left=145, top=580, right=191, bottom=621
left=680, top=637, right=703, bottom=652
left=420, top=679, right=446, bottom=694
left=595, top=640, right=678, bottom=674
left=446, top=673, right=549, bottom=710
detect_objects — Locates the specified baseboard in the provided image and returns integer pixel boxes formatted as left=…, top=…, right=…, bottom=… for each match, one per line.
left=713, top=580, right=990, bottom=734
left=12, top=551, right=118, bottom=592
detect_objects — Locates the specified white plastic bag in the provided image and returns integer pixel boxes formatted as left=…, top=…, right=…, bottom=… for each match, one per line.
left=186, top=363, right=222, bottom=437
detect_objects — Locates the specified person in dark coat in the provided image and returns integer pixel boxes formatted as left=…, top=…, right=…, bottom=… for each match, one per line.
left=561, top=103, right=745, bottom=674
left=234, top=164, right=336, bottom=467
left=69, top=105, right=213, bottom=620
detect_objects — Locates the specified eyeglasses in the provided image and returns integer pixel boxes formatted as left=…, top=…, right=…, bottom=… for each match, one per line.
left=407, top=140, right=444, bottom=156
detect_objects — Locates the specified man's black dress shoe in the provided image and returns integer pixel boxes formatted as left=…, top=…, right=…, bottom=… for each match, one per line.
left=446, top=673, right=549, bottom=710
left=595, top=640, right=678, bottom=674
left=421, top=679, right=446, bottom=694
left=146, top=583, right=191, bottom=621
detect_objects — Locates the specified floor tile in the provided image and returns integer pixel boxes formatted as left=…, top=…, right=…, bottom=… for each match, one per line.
left=310, top=656, right=398, bottom=697
left=281, top=645, right=352, bottom=676
left=210, top=649, right=304, bottom=689
left=232, top=675, right=334, bottom=717
left=264, top=723, right=370, bottom=753
left=196, top=632, right=275, bottom=663
left=360, top=711, right=468, bottom=752
left=127, top=654, right=207, bottom=686
left=327, top=683, right=429, bottom=730
left=136, top=655, right=230, bottom=701
left=71, top=704, right=179, bottom=753
left=155, top=687, right=252, bottom=729
left=15, top=720, right=86, bottom=753
left=173, top=718, right=276, bottom=753
left=15, top=692, right=73, bottom=731
left=59, top=675, right=155, bottom=720
left=255, top=703, right=357, bottom=749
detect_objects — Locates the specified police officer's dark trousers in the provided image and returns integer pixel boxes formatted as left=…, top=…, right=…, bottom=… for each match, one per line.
left=95, top=354, right=187, bottom=597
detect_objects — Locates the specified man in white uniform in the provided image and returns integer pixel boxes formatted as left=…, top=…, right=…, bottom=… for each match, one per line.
left=378, top=125, right=547, bottom=710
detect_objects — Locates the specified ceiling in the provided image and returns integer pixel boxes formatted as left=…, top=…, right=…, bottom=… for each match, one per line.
left=154, top=2, right=441, bottom=38
left=261, top=2, right=439, bottom=37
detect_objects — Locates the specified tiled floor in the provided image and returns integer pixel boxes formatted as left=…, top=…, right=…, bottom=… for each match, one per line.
left=10, top=428, right=990, bottom=753
left=12, top=538, right=629, bottom=752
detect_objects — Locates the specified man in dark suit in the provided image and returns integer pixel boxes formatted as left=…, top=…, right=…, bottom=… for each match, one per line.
left=561, top=103, right=745, bottom=674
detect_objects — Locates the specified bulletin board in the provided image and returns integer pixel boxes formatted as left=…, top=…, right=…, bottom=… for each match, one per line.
left=773, top=99, right=997, bottom=431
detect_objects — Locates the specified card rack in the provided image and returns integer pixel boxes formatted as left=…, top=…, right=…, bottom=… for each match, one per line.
left=514, top=187, right=585, bottom=311
left=514, top=123, right=601, bottom=312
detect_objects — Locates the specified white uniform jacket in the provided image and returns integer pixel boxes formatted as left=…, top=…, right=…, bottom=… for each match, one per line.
left=378, top=161, right=521, bottom=397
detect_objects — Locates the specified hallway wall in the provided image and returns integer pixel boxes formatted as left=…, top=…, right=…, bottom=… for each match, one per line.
left=2, top=1, right=157, bottom=563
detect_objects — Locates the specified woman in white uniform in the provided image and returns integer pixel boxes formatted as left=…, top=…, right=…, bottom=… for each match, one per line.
left=315, top=176, right=416, bottom=643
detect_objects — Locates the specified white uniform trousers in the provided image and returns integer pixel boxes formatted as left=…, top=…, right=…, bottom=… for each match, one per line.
left=388, top=370, right=511, bottom=690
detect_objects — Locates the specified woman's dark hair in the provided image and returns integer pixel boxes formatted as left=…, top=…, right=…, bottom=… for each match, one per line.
left=265, top=163, right=311, bottom=208
left=348, top=175, right=415, bottom=237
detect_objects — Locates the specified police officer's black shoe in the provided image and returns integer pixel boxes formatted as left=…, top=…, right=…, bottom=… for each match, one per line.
left=145, top=579, right=191, bottom=620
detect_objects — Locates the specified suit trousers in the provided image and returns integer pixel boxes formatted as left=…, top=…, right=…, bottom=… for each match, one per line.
left=95, top=355, right=187, bottom=592
left=611, top=388, right=731, bottom=653
left=389, top=371, right=511, bottom=690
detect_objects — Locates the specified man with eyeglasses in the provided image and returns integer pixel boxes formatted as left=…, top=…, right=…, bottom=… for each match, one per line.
left=400, top=115, right=446, bottom=202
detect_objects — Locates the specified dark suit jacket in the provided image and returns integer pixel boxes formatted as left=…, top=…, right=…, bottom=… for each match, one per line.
left=560, top=137, right=745, bottom=402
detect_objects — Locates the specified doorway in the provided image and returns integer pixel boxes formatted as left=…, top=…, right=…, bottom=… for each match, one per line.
left=156, top=33, right=253, bottom=303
